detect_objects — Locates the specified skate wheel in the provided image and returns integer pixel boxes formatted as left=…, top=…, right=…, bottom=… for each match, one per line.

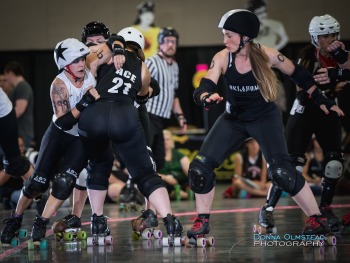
left=54, top=233, right=63, bottom=241
left=11, top=238, right=20, bottom=247
left=271, top=227, right=277, bottom=234
left=325, top=234, right=336, bottom=246
left=77, top=231, right=87, bottom=240
left=18, top=229, right=27, bottom=238
left=105, top=236, right=113, bottom=245
left=206, top=236, right=215, bottom=246
left=153, top=229, right=163, bottom=239
left=98, top=237, right=105, bottom=246
left=141, top=230, right=151, bottom=240
left=87, top=237, right=94, bottom=246
left=63, top=232, right=73, bottom=241
left=162, top=237, right=169, bottom=247
left=197, top=237, right=206, bottom=247
left=253, top=224, right=258, bottom=233
left=28, top=240, right=34, bottom=250
left=132, top=231, right=141, bottom=240
left=185, top=237, right=196, bottom=247
left=40, top=239, right=47, bottom=250
left=174, top=237, right=183, bottom=247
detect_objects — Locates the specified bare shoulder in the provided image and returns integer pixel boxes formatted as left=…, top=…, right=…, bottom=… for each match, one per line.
left=51, top=77, right=68, bottom=97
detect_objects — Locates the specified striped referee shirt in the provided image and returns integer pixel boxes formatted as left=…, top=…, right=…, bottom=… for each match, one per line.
left=145, top=54, right=179, bottom=119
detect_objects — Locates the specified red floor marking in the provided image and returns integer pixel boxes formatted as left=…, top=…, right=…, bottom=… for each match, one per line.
left=1, top=203, right=349, bottom=260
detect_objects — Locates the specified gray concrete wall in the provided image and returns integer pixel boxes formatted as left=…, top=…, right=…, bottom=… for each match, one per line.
left=0, top=0, right=349, bottom=50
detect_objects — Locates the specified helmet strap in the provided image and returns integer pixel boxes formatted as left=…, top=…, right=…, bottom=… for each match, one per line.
left=233, top=35, right=250, bottom=55
left=64, top=66, right=82, bottom=83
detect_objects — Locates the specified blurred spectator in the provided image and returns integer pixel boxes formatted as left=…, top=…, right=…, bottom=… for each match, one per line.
left=223, top=138, right=270, bottom=198
left=158, top=129, right=191, bottom=200
left=4, top=61, right=35, bottom=149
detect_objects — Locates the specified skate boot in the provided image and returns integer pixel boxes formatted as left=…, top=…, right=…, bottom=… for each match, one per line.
left=28, top=215, right=49, bottom=250
left=186, top=215, right=214, bottom=247
left=119, top=181, right=144, bottom=212
left=86, top=213, right=113, bottom=246
left=52, top=214, right=86, bottom=242
left=302, top=215, right=336, bottom=246
left=0, top=212, right=26, bottom=247
left=162, top=214, right=184, bottom=247
left=320, top=205, right=342, bottom=232
left=131, top=209, right=162, bottom=240
left=254, top=205, right=277, bottom=234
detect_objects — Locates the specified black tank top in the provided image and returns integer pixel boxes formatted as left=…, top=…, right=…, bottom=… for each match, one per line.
left=241, top=150, right=263, bottom=180
left=223, top=53, right=276, bottom=122
left=95, top=51, right=142, bottom=102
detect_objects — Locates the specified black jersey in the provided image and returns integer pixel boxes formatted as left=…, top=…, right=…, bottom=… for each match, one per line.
left=96, top=51, right=142, bottom=102
left=223, top=52, right=275, bottom=122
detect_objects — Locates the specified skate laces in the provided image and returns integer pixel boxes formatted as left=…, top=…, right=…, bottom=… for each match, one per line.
left=33, top=217, right=48, bottom=230
left=343, top=212, right=350, bottom=223
left=305, top=217, right=321, bottom=229
left=191, top=216, right=206, bottom=231
left=2, top=218, right=21, bottom=232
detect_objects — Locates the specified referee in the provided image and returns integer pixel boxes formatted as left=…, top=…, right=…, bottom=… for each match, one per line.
left=145, top=27, right=187, bottom=170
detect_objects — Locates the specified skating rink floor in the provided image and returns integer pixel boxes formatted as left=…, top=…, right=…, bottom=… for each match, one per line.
left=0, top=184, right=349, bottom=263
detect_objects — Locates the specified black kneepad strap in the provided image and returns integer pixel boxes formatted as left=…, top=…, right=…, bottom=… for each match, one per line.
left=188, top=156, right=216, bottom=194
left=3, top=155, right=31, bottom=178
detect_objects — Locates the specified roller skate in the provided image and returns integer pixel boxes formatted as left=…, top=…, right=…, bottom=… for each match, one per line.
left=186, top=215, right=214, bottom=247
left=86, top=213, right=113, bottom=246
left=131, top=209, right=163, bottom=240
left=162, top=214, right=184, bottom=247
left=119, top=180, right=144, bottom=212
left=341, top=212, right=350, bottom=234
left=28, top=215, right=49, bottom=250
left=0, top=212, right=27, bottom=247
left=52, top=214, right=86, bottom=244
left=320, top=205, right=342, bottom=233
left=302, top=215, right=336, bottom=246
left=253, top=205, right=277, bottom=234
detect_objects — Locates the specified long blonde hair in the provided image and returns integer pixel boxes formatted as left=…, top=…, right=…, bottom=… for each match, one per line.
left=249, top=43, right=277, bottom=102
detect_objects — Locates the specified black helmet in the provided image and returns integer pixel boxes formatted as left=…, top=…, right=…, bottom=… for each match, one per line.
left=81, top=21, right=110, bottom=43
left=218, top=9, right=260, bottom=39
left=158, top=27, right=179, bottom=45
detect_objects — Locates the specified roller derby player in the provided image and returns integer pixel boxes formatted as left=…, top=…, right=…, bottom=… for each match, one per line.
left=186, top=9, right=343, bottom=247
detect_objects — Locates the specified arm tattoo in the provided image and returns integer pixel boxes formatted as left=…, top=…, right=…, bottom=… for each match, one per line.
left=51, top=82, right=71, bottom=115
left=210, top=60, right=215, bottom=69
left=277, top=54, right=285, bottom=62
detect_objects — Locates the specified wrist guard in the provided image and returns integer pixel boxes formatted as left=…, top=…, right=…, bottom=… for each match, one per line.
left=175, top=113, right=187, bottom=125
left=76, top=91, right=96, bottom=112
left=106, top=34, right=126, bottom=54
left=328, top=68, right=350, bottom=82
left=310, top=89, right=336, bottom=110
left=136, top=92, right=149, bottom=104
left=329, top=48, right=349, bottom=64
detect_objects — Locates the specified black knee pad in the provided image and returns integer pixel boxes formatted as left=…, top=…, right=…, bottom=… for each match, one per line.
left=51, top=172, right=77, bottom=200
left=86, top=158, right=113, bottom=190
left=3, top=155, right=31, bottom=178
left=268, top=154, right=305, bottom=196
left=86, top=172, right=110, bottom=190
left=23, top=172, right=51, bottom=199
left=323, top=151, right=344, bottom=182
left=134, top=173, right=165, bottom=199
left=188, top=155, right=216, bottom=194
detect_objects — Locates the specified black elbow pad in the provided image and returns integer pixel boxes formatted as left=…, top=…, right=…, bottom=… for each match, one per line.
left=55, top=111, right=78, bottom=131
left=193, top=78, right=217, bottom=106
left=149, top=78, right=160, bottom=98
left=290, top=62, right=316, bottom=91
